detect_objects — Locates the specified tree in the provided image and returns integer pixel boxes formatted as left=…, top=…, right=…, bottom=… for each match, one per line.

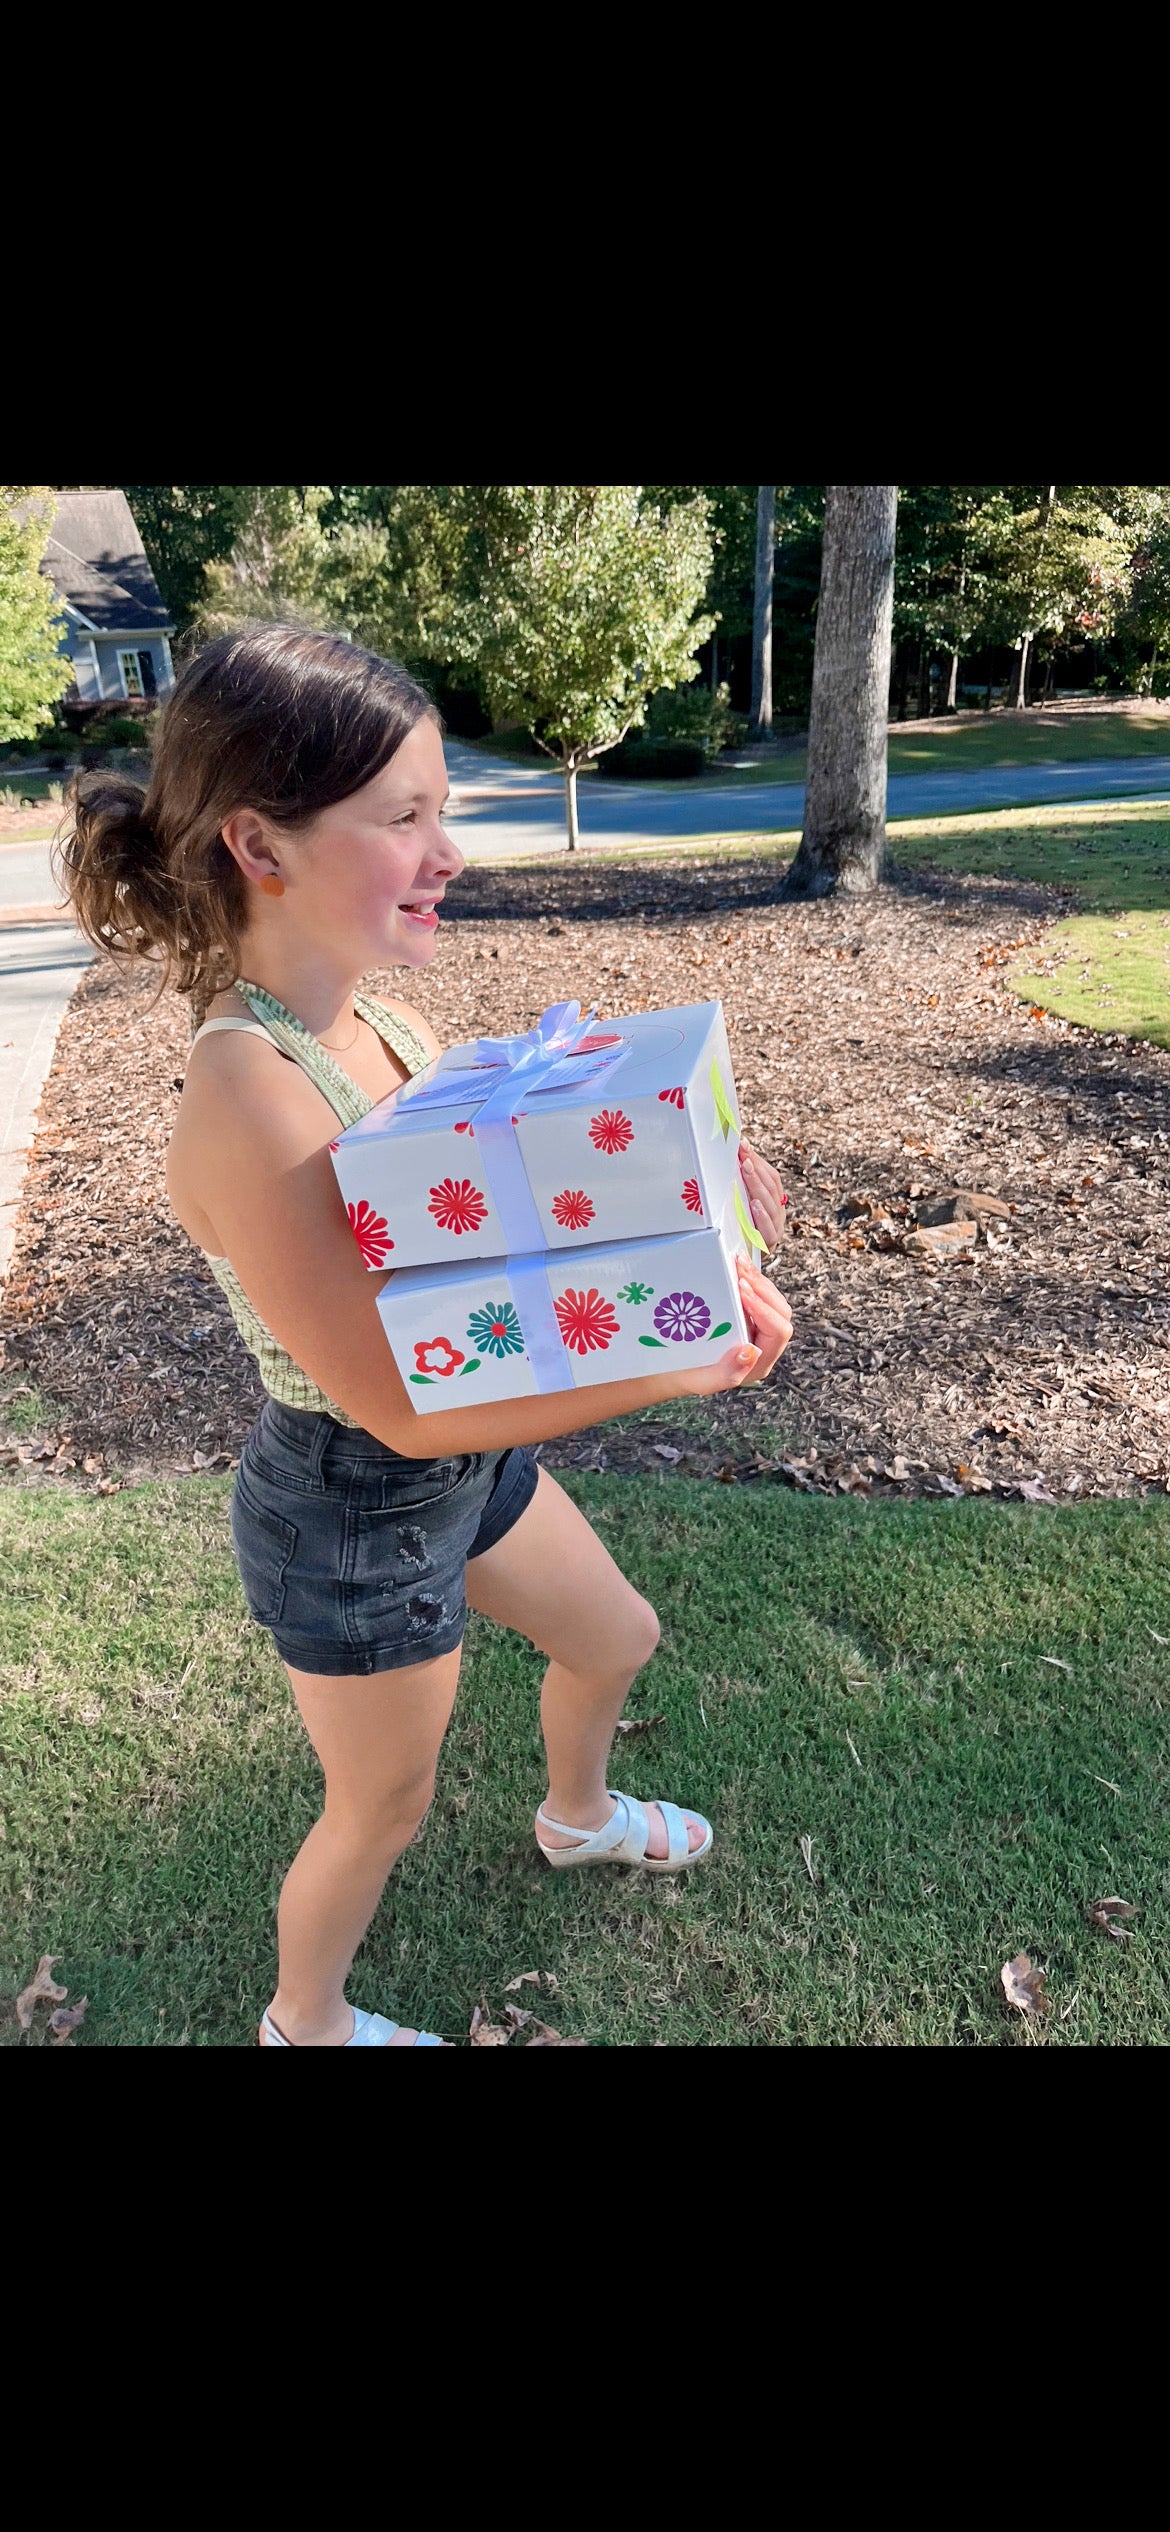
left=781, top=485, right=898, bottom=899
left=448, top=486, right=715, bottom=848
left=987, top=486, right=1131, bottom=706
left=0, top=487, right=71, bottom=743
left=892, top=486, right=1014, bottom=715
left=749, top=485, right=775, bottom=740
left=124, top=486, right=253, bottom=636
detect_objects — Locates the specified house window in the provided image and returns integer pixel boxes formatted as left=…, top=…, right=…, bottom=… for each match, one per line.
left=137, top=650, right=157, bottom=697
left=119, top=651, right=144, bottom=697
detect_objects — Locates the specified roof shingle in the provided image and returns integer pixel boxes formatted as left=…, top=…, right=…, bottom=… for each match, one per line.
left=41, top=489, right=173, bottom=633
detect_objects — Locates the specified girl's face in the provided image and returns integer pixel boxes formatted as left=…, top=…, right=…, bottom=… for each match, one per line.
left=247, top=715, right=465, bottom=973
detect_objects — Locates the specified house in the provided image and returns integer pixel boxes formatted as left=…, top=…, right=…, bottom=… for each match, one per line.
left=41, top=489, right=175, bottom=706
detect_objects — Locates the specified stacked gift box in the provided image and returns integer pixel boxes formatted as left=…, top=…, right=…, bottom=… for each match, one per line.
left=329, top=1000, right=764, bottom=1414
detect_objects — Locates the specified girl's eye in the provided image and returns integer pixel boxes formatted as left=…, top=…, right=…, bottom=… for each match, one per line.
left=392, top=809, right=418, bottom=827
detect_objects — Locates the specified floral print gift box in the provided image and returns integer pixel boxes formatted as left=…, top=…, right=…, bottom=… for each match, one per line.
left=330, top=1000, right=746, bottom=1271
left=377, top=1174, right=754, bottom=1416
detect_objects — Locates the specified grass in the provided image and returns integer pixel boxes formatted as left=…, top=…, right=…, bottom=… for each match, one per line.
left=3, top=1470, right=1169, bottom=2046
left=495, top=798, right=1170, bottom=1052
left=889, top=799, right=1170, bottom=1050
left=598, top=706, right=1170, bottom=792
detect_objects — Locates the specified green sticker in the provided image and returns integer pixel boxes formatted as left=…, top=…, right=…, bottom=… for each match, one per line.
left=709, top=1057, right=738, bottom=1142
left=708, top=1321, right=732, bottom=1339
left=734, top=1181, right=768, bottom=1252
left=458, top=1357, right=482, bottom=1375
left=409, top=1373, right=435, bottom=1385
left=638, top=1334, right=667, bottom=1347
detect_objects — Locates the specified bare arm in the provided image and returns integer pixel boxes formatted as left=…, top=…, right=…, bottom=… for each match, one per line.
left=173, top=1040, right=788, bottom=1459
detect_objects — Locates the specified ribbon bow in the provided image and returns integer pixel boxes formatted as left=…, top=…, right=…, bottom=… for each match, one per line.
left=398, top=1001, right=625, bottom=1116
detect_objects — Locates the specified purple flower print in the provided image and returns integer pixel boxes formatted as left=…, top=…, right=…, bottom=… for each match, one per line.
left=652, top=1290, right=712, bottom=1344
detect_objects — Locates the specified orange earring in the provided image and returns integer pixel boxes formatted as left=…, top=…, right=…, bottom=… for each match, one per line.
left=259, top=874, right=285, bottom=898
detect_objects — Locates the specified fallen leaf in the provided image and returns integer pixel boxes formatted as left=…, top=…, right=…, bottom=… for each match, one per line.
left=48, top=1997, right=88, bottom=2042
left=468, top=2003, right=510, bottom=2045
left=1038, top=1655, right=1073, bottom=1672
left=799, top=1832, right=817, bottom=1884
left=1148, top=1628, right=1169, bottom=1646
left=1000, top=1953, right=1050, bottom=2020
left=522, top=2021, right=588, bottom=2047
left=503, top=1970, right=561, bottom=1995
left=614, top=1712, right=666, bottom=1737
left=15, top=1953, right=68, bottom=2030
left=1088, top=1896, right=1138, bottom=1941
left=1016, top=1478, right=1058, bottom=1504
left=651, top=1444, right=681, bottom=1463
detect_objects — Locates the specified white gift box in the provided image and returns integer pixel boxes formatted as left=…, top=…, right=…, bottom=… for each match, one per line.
left=378, top=1172, right=755, bottom=1415
left=330, top=1000, right=748, bottom=1272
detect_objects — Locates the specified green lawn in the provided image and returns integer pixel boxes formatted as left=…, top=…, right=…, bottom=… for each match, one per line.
left=3, top=1471, right=1168, bottom=2046
left=890, top=799, right=1170, bottom=1049
left=659, top=706, right=1170, bottom=791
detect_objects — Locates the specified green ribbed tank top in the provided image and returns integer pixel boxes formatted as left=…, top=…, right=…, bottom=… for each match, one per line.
left=198, top=979, right=431, bottom=1430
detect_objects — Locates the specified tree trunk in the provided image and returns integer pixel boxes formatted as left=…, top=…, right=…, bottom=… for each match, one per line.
left=749, top=485, right=775, bottom=740
left=781, top=485, right=898, bottom=901
left=917, top=644, right=931, bottom=718
left=945, top=649, right=960, bottom=711
left=563, top=760, right=579, bottom=851
left=709, top=632, right=719, bottom=692
left=1011, top=632, right=1032, bottom=708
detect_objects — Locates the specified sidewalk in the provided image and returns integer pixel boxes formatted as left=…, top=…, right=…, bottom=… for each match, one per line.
left=0, top=916, right=94, bottom=1289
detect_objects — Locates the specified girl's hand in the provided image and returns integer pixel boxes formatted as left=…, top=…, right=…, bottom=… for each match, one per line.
left=675, top=1258, right=794, bottom=1397
left=739, top=1142, right=789, bottom=1250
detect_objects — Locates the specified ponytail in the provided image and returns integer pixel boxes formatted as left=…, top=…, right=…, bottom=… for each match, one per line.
left=51, top=622, right=434, bottom=1017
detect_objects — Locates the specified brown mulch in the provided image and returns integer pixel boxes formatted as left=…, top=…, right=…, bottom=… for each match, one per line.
left=3, top=848, right=1169, bottom=1503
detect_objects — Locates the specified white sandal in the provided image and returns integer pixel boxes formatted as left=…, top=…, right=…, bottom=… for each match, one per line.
left=258, top=2005, right=445, bottom=2047
left=535, top=1791, right=713, bottom=1874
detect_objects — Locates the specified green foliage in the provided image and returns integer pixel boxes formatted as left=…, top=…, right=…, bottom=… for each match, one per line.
left=600, top=678, right=744, bottom=777
left=0, top=488, right=72, bottom=743
left=124, top=486, right=253, bottom=635
left=446, top=486, right=716, bottom=772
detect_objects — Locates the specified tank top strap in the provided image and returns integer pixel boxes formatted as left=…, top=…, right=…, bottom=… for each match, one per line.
left=353, top=994, right=432, bottom=1080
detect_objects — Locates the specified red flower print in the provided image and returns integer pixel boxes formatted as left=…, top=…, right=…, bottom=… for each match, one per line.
left=681, top=1177, right=703, bottom=1214
left=347, top=1199, right=395, bottom=1266
left=413, top=1336, right=464, bottom=1378
left=551, top=1188, right=596, bottom=1230
left=329, top=1139, right=341, bottom=1152
left=453, top=1119, right=475, bottom=1138
left=658, top=1086, right=685, bottom=1109
left=553, top=1287, right=621, bottom=1355
left=428, top=1177, right=489, bottom=1235
left=588, top=1108, right=634, bottom=1155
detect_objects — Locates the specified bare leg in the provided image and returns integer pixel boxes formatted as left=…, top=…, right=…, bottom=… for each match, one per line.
left=263, top=1647, right=462, bottom=2045
left=466, top=1467, right=704, bottom=1857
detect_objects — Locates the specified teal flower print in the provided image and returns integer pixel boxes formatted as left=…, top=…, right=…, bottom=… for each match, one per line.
left=466, top=1301, right=525, bottom=1359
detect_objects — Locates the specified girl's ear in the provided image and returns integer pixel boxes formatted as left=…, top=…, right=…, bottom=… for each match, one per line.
left=221, top=809, right=282, bottom=888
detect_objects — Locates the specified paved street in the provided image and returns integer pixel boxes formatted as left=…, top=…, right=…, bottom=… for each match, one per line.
left=440, top=742, right=1170, bottom=857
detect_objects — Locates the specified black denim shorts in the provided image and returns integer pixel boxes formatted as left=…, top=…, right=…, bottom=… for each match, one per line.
left=230, top=1399, right=540, bottom=1677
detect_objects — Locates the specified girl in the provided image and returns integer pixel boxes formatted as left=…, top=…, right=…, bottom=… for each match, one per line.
left=62, top=625, right=793, bottom=2047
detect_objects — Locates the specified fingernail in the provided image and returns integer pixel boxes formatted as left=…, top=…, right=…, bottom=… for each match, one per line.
left=737, top=1347, right=757, bottom=1368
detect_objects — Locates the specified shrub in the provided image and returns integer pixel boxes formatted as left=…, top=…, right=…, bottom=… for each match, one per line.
left=598, top=735, right=708, bottom=780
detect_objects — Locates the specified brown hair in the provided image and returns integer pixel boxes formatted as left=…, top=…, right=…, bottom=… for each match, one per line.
left=54, top=623, right=436, bottom=1021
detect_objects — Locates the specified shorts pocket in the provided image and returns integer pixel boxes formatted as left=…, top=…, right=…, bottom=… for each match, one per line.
left=231, top=1466, right=299, bottom=1630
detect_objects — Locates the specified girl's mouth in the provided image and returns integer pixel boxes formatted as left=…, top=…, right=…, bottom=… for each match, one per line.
left=398, top=898, right=441, bottom=932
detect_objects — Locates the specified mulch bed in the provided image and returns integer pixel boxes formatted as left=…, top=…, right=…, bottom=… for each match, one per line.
left=3, top=848, right=1169, bottom=1503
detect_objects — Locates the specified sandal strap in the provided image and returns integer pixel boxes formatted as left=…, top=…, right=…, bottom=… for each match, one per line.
left=261, top=2004, right=442, bottom=2047
left=537, top=1793, right=649, bottom=1863
left=538, top=1793, right=662, bottom=1865
left=655, top=1800, right=691, bottom=1867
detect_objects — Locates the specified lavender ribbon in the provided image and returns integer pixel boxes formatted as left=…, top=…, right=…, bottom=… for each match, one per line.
left=399, top=1000, right=631, bottom=1255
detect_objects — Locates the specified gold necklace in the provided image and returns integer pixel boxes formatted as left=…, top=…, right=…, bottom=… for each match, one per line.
left=319, top=1012, right=361, bottom=1054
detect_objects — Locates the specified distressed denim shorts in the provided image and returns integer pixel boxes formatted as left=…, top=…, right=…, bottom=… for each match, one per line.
left=230, top=1398, right=540, bottom=1676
